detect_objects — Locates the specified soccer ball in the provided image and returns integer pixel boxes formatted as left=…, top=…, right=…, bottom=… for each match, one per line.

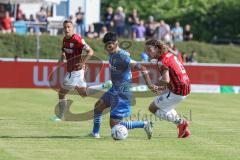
left=111, top=124, right=128, bottom=140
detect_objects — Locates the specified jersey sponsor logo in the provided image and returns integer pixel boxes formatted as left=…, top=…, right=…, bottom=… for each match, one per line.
left=69, top=43, right=74, bottom=48
left=63, top=48, right=73, bottom=54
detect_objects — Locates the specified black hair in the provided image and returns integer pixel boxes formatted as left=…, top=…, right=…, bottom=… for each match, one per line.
left=103, top=32, right=117, bottom=44
left=63, top=20, right=73, bottom=25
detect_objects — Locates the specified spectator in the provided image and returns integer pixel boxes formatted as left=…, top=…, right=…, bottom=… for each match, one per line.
left=188, top=50, right=198, bottom=63
left=183, top=24, right=193, bottom=41
left=127, top=8, right=139, bottom=38
left=28, top=14, right=40, bottom=35
left=86, top=24, right=98, bottom=39
left=171, top=21, right=183, bottom=42
left=141, top=51, right=149, bottom=62
left=114, top=6, right=125, bottom=37
left=0, top=11, right=13, bottom=34
left=182, top=52, right=189, bottom=63
left=128, top=8, right=139, bottom=26
left=132, top=19, right=146, bottom=41
left=103, top=6, right=114, bottom=31
left=36, top=6, right=48, bottom=33
left=156, top=20, right=172, bottom=43
left=16, top=4, right=24, bottom=21
left=145, top=16, right=157, bottom=39
left=171, top=44, right=184, bottom=64
left=14, top=55, right=19, bottom=61
left=99, top=26, right=107, bottom=39
left=75, top=7, right=85, bottom=36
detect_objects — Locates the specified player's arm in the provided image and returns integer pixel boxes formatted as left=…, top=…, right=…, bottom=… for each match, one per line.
left=129, top=60, right=152, bottom=87
left=156, top=67, right=170, bottom=86
left=81, top=39, right=94, bottom=64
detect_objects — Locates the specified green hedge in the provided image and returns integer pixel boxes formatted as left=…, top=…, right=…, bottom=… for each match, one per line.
left=0, top=34, right=240, bottom=63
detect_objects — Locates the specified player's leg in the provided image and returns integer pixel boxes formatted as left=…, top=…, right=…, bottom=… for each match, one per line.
left=75, top=69, right=112, bottom=97
left=109, top=95, right=153, bottom=139
left=90, top=90, right=111, bottom=138
left=149, top=91, right=190, bottom=138
left=90, top=99, right=109, bottom=138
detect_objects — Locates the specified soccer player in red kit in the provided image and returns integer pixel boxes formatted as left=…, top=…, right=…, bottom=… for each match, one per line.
left=144, top=39, right=191, bottom=138
left=52, top=20, right=111, bottom=121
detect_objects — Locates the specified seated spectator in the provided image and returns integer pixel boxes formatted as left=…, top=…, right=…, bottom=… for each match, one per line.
left=141, top=51, right=149, bottom=62
left=145, top=16, right=157, bottom=39
left=188, top=50, right=198, bottom=63
left=28, top=14, right=40, bottom=35
left=156, top=20, right=172, bottom=43
left=183, top=24, right=193, bottom=41
left=170, top=44, right=184, bottom=64
left=0, top=11, right=13, bottom=34
left=99, top=26, right=107, bottom=39
left=132, top=19, right=146, bottom=41
left=171, top=21, right=183, bottom=42
left=182, top=52, right=189, bottom=63
left=86, top=24, right=98, bottom=39
left=14, top=16, right=27, bottom=35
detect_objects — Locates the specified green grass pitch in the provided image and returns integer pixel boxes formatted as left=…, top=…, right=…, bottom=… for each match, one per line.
left=0, top=89, right=240, bottom=160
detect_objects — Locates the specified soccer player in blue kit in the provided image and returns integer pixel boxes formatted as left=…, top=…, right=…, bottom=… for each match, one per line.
left=90, top=32, right=155, bottom=139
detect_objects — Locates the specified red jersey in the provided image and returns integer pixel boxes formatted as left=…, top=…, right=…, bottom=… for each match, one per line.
left=62, top=34, right=86, bottom=72
left=158, top=51, right=191, bottom=96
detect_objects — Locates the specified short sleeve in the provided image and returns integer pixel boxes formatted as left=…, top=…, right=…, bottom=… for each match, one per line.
left=120, top=52, right=131, bottom=67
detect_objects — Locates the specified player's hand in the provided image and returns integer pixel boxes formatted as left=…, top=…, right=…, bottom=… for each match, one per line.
left=148, top=84, right=166, bottom=95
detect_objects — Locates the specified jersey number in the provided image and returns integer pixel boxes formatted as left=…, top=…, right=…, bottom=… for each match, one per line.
left=174, top=56, right=186, bottom=74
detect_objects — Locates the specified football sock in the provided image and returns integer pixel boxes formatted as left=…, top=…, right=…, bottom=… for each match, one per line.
left=58, top=99, right=67, bottom=119
left=155, top=109, right=181, bottom=124
left=92, top=112, right=102, bottom=134
left=86, top=84, right=104, bottom=96
left=120, top=121, right=145, bottom=129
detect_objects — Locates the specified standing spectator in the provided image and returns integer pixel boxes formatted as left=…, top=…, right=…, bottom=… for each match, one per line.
left=103, top=6, right=114, bottom=31
left=145, top=16, right=157, bottom=39
left=114, top=6, right=125, bottom=37
left=75, top=7, right=85, bottom=36
left=171, top=21, right=183, bottom=42
left=128, top=8, right=139, bottom=26
left=183, top=24, right=193, bottom=41
left=36, top=7, right=48, bottom=33
left=156, top=20, right=172, bottom=43
left=1, top=11, right=13, bottom=33
left=132, top=19, right=146, bottom=41
left=86, top=24, right=98, bottom=39
left=99, top=26, right=108, bottom=39
left=127, top=8, right=139, bottom=37
left=16, top=4, right=24, bottom=21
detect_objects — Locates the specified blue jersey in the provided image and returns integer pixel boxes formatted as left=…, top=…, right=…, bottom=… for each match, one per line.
left=109, top=49, right=132, bottom=93
left=101, top=49, right=133, bottom=120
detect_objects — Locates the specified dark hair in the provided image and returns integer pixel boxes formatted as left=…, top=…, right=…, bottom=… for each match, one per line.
left=63, top=20, right=73, bottom=25
left=103, top=32, right=117, bottom=44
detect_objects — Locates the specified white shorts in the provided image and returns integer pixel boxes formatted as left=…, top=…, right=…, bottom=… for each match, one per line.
left=62, top=69, right=87, bottom=91
left=153, top=91, right=187, bottom=113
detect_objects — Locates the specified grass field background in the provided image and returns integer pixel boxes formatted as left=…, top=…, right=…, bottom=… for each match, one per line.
left=0, top=89, right=240, bottom=160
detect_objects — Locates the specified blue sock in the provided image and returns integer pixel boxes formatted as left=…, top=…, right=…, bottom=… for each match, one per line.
left=92, top=112, right=102, bottom=134
left=120, top=121, right=145, bottom=130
